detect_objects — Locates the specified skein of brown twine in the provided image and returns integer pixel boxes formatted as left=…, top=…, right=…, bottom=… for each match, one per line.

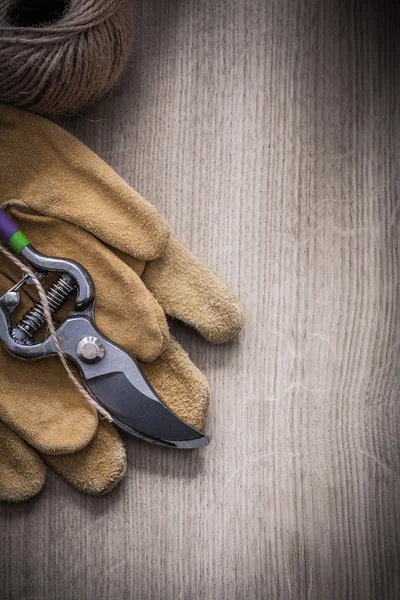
left=0, top=242, right=113, bottom=422
left=0, top=0, right=132, bottom=116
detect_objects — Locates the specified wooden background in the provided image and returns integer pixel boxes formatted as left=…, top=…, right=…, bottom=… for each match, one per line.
left=1, top=0, right=400, bottom=598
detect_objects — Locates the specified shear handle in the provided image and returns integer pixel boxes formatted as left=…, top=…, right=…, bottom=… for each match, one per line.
left=20, top=246, right=94, bottom=308
left=0, top=208, right=94, bottom=308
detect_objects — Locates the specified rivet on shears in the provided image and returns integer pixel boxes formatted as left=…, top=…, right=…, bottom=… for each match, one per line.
left=76, top=336, right=105, bottom=364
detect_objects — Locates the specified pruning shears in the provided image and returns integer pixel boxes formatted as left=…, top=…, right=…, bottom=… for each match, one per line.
left=0, top=208, right=210, bottom=449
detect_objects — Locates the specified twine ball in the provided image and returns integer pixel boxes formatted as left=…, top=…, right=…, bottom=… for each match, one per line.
left=0, top=0, right=132, bottom=117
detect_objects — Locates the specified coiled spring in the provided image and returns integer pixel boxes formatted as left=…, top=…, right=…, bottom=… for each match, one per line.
left=17, top=273, right=76, bottom=338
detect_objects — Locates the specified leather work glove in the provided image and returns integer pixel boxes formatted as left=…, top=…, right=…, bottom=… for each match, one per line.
left=0, top=104, right=243, bottom=502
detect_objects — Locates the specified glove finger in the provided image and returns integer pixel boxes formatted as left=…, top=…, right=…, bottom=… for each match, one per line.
left=0, top=273, right=99, bottom=455
left=111, top=247, right=146, bottom=277
left=44, top=421, right=126, bottom=495
left=140, top=337, right=210, bottom=431
left=0, top=421, right=46, bottom=502
left=0, top=104, right=170, bottom=261
left=6, top=206, right=170, bottom=362
left=142, top=235, right=244, bottom=344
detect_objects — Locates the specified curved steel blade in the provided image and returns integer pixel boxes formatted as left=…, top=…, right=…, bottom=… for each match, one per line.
left=54, top=316, right=210, bottom=449
left=86, top=372, right=209, bottom=448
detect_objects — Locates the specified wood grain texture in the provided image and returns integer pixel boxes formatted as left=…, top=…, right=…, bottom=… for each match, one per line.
left=1, top=0, right=400, bottom=598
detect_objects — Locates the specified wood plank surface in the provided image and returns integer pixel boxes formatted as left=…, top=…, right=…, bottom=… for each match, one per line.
left=1, top=0, right=400, bottom=598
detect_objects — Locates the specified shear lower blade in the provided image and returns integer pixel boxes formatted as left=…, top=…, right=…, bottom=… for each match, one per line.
left=86, top=372, right=210, bottom=449
left=54, top=315, right=210, bottom=449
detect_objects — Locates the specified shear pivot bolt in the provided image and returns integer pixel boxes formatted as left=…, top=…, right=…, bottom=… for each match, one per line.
left=77, top=336, right=105, bottom=364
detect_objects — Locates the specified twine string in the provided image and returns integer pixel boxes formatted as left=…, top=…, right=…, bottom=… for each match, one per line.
left=0, top=242, right=113, bottom=422
left=0, top=0, right=132, bottom=117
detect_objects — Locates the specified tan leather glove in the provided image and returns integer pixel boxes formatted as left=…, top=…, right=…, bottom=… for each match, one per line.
left=0, top=104, right=243, bottom=501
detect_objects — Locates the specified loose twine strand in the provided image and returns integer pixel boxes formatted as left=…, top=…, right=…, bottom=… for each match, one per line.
left=0, top=243, right=113, bottom=422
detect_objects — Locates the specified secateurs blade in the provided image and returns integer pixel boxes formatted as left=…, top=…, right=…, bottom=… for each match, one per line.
left=0, top=208, right=210, bottom=449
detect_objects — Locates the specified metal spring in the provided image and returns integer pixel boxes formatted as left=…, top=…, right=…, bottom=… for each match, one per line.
left=17, top=274, right=76, bottom=337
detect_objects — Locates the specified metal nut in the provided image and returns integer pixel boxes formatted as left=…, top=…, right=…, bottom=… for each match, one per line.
left=1, top=291, right=20, bottom=312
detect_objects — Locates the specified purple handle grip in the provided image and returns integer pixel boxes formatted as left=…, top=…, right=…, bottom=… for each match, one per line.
left=0, top=208, right=19, bottom=243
